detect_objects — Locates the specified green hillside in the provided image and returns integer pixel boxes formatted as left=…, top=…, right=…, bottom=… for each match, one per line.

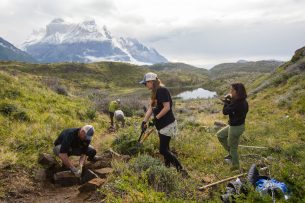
left=0, top=47, right=304, bottom=202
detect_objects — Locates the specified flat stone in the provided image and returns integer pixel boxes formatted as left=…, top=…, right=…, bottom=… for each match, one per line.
left=214, top=121, right=226, bottom=128
left=85, top=159, right=112, bottom=170
left=53, top=170, right=79, bottom=187
left=81, top=169, right=99, bottom=184
left=94, top=168, right=114, bottom=178
left=34, top=169, right=47, bottom=181
left=202, top=176, right=212, bottom=183
left=78, top=178, right=106, bottom=193
left=38, top=153, right=59, bottom=167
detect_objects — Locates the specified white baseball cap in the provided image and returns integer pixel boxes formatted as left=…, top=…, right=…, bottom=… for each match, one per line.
left=82, top=125, right=94, bottom=140
left=139, top=72, right=158, bottom=84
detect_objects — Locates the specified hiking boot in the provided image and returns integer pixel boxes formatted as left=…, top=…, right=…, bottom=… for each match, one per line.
left=179, top=169, right=190, bottom=178
left=224, top=158, right=232, bottom=165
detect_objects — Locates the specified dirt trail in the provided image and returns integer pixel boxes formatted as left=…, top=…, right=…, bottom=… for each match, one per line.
left=0, top=130, right=115, bottom=203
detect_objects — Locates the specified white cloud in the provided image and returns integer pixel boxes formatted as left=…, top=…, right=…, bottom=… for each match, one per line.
left=0, top=0, right=305, bottom=66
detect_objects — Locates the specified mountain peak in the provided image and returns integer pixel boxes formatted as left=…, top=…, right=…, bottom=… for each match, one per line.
left=50, top=18, right=65, bottom=24
left=22, top=18, right=167, bottom=64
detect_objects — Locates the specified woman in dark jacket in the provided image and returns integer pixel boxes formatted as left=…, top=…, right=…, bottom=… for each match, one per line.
left=217, top=83, right=248, bottom=171
left=139, top=72, right=187, bottom=175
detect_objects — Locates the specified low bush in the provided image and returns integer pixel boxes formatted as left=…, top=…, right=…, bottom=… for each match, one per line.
left=130, top=154, right=162, bottom=173
left=0, top=103, right=30, bottom=121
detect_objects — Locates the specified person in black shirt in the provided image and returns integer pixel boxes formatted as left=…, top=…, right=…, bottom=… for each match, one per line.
left=53, top=125, right=97, bottom=177
left=217, top=83, right=249, bottom=171
left=139, top=72, right=187, bottom=175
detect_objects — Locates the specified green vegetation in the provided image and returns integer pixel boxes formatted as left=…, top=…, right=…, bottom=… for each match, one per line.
left=0, top=47, right=304, bottom=202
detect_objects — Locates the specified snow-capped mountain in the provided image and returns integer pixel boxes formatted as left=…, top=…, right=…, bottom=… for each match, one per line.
left=21, top=18, right=167, bottom=64
left=0, top=37, right=36, bottom=62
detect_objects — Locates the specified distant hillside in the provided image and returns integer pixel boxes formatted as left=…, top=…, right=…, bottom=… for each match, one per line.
left=148, top=62, right=208, bottom=73
left=0, top=37, right=36, bottom=63
left=0, top=61, right=209, bottom=92
left=251, top=46, right=305, bottom=99
left=209, top=60, right=284, bottom=76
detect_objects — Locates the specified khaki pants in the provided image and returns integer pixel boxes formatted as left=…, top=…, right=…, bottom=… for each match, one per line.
left=217, top=124, right=245, bottom=168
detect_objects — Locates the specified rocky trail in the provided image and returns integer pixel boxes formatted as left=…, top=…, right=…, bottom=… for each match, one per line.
left=0, top=131, right=128, bottom=203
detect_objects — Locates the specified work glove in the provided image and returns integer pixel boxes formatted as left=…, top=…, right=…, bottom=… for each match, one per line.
left=149, top=117, right=157, bottom=127
left=141, top=121, right=147, bottom=132
left=79, top=164, right=83, bottom=174
left=70, top=166, right=81, bottom=178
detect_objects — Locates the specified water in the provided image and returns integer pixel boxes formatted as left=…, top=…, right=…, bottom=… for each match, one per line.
left=176, top=88, right=217, bottom=100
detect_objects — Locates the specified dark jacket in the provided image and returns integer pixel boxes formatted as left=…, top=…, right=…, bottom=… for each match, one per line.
left=153, top=87, right=175, bottom=130
left=223, top=99, right=248, bottom=126
left=54, top=128, right=90, bottom=154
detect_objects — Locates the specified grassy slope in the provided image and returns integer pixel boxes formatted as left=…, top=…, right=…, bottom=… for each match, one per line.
left=100, top=51, right=305, bottom=202
left=0, top=52, right=304, bottom=202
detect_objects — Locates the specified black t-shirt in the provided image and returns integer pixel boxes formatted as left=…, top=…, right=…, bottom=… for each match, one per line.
left=54, top=128, right=90, bottom=154
left=153, top=87, right=175, bottom=130
left=223, top=99, right=249, bottom=126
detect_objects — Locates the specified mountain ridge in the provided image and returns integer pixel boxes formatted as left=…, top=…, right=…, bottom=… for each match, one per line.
left=21, top=18, right=167, bottom=64
left=0, top=37, right=36, bottom=63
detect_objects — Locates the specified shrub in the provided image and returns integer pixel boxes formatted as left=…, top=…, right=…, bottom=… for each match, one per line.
left=55, top=85, right=68, bottom=96
left=147, top=165, right=178, bottom=194
left=0, top=103, right=17, bottom=116
left=112, top=134, right=143, bottom=155
left=130, top=154, right=162, bottom=173
left=85, top=108, right=97, bottom=120
left=2, top=90, right=21, bottom=99
left=0, top=103, right=30, bottom=121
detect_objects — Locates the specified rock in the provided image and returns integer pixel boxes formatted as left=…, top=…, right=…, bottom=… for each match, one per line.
left=78, top=178, right=106, bottom=193
left=38, top=153, right=59, bottom=167
left=53, top=170, right=80, bottom=187
left=34, top=169, right=47, bottom=181
left=121, top=155, right=131, bottom=162
left=214, top=121, right=226, bottom=128
left=202, top=176, right=213, bottom=183
left=85, top=159, right=112, bottom=170
left=81, top=169, right=99, bottom=184
left=94, top=168, right=114, bottom=178
left=211, top=109, right=221, bottom=114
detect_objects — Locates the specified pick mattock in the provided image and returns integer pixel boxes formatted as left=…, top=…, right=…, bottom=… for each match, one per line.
left=138, top=128, right=155, bottom=144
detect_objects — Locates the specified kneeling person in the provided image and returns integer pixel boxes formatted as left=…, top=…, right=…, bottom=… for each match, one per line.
left=53, top=125, right=97, bottom=177
left=114, top=109, right=125, bottom=128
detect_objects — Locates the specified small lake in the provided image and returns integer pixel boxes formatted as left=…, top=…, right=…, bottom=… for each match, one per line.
left=175, top=88, right=217, bottom=100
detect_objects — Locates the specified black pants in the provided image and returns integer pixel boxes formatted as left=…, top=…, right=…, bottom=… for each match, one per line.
left=109, top=112, right=114, bottom=126
left=69, top=147, right=96, bottom=159
left=159, top=133, right=182, bottom=171
left=54, top=145, right=96, bottom=159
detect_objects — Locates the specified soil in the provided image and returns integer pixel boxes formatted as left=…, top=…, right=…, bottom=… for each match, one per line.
left=0, top=131, right=114, bottom=203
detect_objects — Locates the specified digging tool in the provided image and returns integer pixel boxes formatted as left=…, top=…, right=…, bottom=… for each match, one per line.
left=198, top=173, right=247, bottom=191
left=139, top=128, right=155, bottom=144
left=138, top=120, right=155, bottom=143
left=239, top=145, right=268, bottom=149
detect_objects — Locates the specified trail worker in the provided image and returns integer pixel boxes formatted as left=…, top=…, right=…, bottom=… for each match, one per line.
left=217, top=83, right=249, bottom=171
left=53, top=125, right=97, bottom=177
left=114, top=109, right=125, bottom=128
left=108, top=99, right=120, bottom=128
left=139, top=72, right=188, bottom=176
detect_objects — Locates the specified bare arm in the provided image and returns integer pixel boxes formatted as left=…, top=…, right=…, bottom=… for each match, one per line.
left=79, top=154, right=86, bottom=167
left=156, top=102, right=170, bottom=119
left=143, top=105, right=153, bottom=122
left=59, top=153, right=74, bottom=169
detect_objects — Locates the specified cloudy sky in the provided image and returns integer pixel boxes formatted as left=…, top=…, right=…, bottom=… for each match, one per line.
left=1, top=0, right=305, bottom=67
